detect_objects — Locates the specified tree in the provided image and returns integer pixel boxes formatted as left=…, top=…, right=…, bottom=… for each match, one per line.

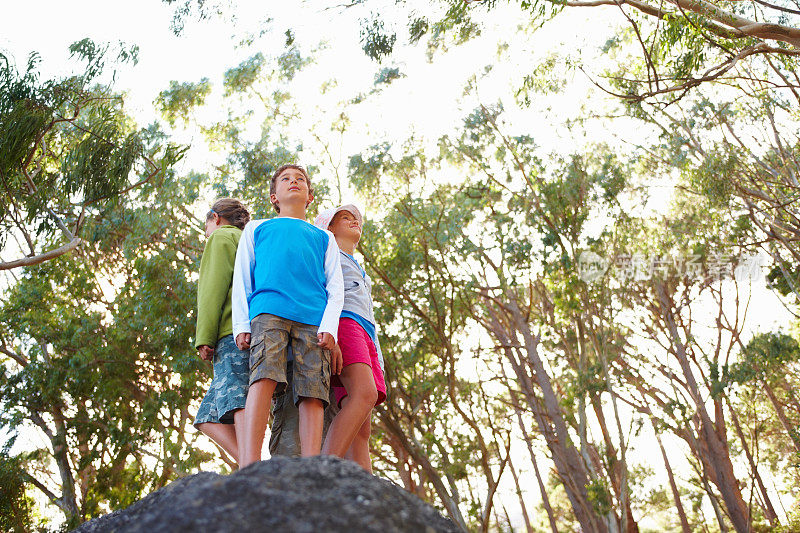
left=0, top=41, right=182, bottom=271
left=727, top=332, right=800, bottom=464
left=355, top=0, right=800, bottom=99
left=346, top=0, right=800, bottom=299
left=0, top=451, right=36, bottom=532
left=347, top=114, right=635, bottom=530
left=0, top=43, right=212, bottom=529
left=358, top=186, right=512, bottom=531
left=0, top=166, right=214, bottom=528
left=346, top=81, right=800, bottom=529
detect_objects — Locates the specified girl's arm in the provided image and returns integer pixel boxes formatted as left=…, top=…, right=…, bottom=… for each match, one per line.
left=373, top=325, right=385, bottom=376
left=195, top=232, right=237, bottom=349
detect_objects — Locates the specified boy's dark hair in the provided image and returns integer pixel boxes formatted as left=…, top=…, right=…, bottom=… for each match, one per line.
left=206, top=198, right=251, bottom=229
left=269, top=164, right=312, bottom=213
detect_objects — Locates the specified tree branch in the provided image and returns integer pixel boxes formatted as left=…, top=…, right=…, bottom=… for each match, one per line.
left=565, top=0, right=800, bottom=46
left=0, top=343, right=28, bottom=366
left=0, top=237, right=82, bottom=271
left=22, top=471, right=69, bottom=513
left=674, top=0, right=800, bottom=46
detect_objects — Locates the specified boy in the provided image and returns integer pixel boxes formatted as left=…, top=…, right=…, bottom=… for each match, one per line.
left=232, top=164, right=343, bottom=467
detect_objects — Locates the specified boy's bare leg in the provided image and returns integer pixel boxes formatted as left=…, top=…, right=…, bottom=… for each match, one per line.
left=298, top=397, right=324, bottom=456
left=241, top=378, right=277, bottom=467
left=344, top=414, right=373, bottom=472
left=197, top=422, right=239, bottom=463
left=321, top=363, right=376, bottom=458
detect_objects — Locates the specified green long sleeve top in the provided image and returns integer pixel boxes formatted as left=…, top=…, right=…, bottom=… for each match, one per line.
left=194, top=225, right=242, bottom=349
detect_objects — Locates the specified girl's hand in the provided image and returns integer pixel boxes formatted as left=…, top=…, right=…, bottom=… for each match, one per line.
left=331, top=344, right=343, bottom=375
left=236, top=332, right=251, bottom=350
left=197, top=345, right=214, bottom=362
left=317, top=332, right=335, bottom=350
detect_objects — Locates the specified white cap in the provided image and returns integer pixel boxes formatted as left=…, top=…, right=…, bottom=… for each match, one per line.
left=313, top=204, right=363, bottom=231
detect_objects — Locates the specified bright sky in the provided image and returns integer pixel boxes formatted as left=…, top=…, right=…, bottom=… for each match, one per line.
left=2, top=1, right=796, bottom=530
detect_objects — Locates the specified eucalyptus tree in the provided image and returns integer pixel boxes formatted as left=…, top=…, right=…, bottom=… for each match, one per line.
left=346, top=102, right=642, bottom=530
left=357, top=0, right=800, bottom=99
left=154, top=41, right=327, bottom=218
left=603, top=203, right=756, bottom=532
left=345, top=0, right=800, bottom=303
left=0, top=40, right=181, bottom=271
left=618, top=85, right=800, bottom=305
left=349, top=90, right=800, bottom=531
left=364, top=188, right=527, bottom=530
left=0, top=165, right=211, bottom=528
left=724, top=331, right=800, bottom=521
left=0, top=41, right=195, bottom=528
left=356, top=181, right=520, bottom=531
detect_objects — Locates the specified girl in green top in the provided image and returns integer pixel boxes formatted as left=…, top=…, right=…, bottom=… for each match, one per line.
left=194, top=198, right=251, bottom=467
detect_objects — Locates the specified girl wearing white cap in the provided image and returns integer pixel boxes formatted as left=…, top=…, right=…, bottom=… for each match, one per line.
left=314, top=204, right=386, bottom=471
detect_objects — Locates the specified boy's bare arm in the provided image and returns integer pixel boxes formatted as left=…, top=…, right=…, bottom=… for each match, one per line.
left=317, top=332, right=335, bottom=350
left=236, top=333, right=251, bottom=350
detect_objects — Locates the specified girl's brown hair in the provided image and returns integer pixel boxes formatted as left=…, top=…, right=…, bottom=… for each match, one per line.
left=206, top=198, right=250, bottom=229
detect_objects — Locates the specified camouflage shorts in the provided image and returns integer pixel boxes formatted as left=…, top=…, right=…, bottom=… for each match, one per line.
left=194, top=335, right=248, bottom=425
left=249, top=313, right=331, bottom=407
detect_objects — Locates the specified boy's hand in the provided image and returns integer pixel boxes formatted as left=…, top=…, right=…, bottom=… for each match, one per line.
left=331, top=344, right=343, bottom=375
left=317, top=332, right=335, bottom=350
left=236, top=333, right=251, bottom=351
left=197, top=345, right=215, bottom=362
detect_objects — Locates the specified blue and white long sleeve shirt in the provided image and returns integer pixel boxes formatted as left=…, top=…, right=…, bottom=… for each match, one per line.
left=232, top=217, right=344, bottom=341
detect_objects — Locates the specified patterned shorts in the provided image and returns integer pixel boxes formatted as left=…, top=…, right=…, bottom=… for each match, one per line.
left=194, top=335, right=249, bottom=425
left=249, top=313, right=331, bottom=407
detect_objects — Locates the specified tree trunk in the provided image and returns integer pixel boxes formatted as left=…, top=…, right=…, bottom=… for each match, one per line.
left=509, top=343, right=599, bottom=531
left=700, top=469, right=730, bottom=533
left=655, top=283, right=751, bottom=533
left=52, top=411, right=80, bottom=523
left=727, top=400, right=778, bottom=525
left=652, top=422, right=692, bottom=533
left=505, top=299, right=608, bottom=533
left=763, top=381, right=800, bottom=454
left=590, top=397, right=639, bottom=533
left=505, top=364, right=559, bottom=533
left=508, top=457, right=535, bottom=533
left=379, top=412, right=469, bottom=531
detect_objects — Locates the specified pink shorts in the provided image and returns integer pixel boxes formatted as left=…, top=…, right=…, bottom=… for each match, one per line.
left=332, top=318, right=387, bottom=408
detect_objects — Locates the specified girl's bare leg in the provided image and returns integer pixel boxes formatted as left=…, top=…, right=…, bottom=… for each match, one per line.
left=197, top=422, right=239, bottom=462
left=321, top=363, right=376, bottom=458
left=240, top=378, right=277, bottom=467
left=344, top=413, right=373, bottom=472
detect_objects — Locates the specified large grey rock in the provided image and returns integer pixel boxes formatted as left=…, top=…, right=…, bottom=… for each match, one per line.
left=73, top=456, right=461, bottom=533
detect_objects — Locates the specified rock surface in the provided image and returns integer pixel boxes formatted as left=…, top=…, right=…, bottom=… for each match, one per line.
left=73, top=456, right=461, bottom=533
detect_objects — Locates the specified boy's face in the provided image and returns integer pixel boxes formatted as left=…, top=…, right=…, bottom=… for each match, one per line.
left=271, top=168, right=313, bottom=211
left=329, top=210, right=361, bottom=243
